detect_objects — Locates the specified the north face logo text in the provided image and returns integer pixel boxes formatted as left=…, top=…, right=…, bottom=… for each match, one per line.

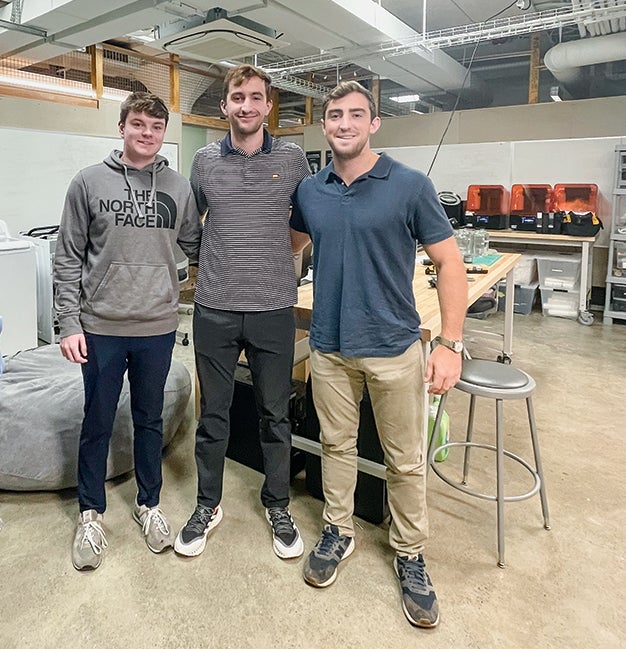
left=100, top=189, right=178, bottom=229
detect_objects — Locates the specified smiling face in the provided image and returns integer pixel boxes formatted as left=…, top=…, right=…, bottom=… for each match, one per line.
left=220, top=75, right=272, bottom=141
left=322, top=91, right=381, bottom=161
left=119, top=110, right=166, bottom=168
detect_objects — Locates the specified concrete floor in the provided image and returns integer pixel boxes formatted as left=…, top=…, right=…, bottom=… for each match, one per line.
left=0, top=309, right=624, bottom=649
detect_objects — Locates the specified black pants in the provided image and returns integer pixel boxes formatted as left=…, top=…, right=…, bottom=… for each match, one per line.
left=78, top=331, right=175, bottom=513
left=193, top=304, right=295, bottom=509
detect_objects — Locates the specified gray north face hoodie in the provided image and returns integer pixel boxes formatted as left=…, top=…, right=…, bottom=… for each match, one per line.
left=53, top=150, right=201, bottom=338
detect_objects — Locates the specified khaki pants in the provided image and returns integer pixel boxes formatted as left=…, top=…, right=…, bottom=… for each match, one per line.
left=310, top=341, right=428, bottom=556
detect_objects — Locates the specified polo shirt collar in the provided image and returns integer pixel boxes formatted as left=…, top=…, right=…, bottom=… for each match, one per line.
left=220, top=129, right=273, bottom=156
left=324, top=152, right=392, bottom=184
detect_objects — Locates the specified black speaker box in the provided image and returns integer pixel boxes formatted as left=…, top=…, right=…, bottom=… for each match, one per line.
left=303, top=380, right=389, bottom=525
left=227, top=364, right=307, bottom=478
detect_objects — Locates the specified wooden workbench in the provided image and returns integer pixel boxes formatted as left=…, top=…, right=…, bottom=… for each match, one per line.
left=296, top=251, right=521, bottom=346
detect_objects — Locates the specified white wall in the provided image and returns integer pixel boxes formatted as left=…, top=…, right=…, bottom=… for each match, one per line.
left=0, top=96, right=183, bottom=235
left=303, top=95, right=626, bottom=287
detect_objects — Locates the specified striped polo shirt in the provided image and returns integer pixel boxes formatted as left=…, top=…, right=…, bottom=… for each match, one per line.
left=191, top=130, right=310, bottom=311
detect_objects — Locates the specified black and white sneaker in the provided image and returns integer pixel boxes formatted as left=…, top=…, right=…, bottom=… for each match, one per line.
left=265, top=507, right=304, bottom=559
left=394, top=554, right=440, bottom=628
left=174, top=505, right=223, bottom=557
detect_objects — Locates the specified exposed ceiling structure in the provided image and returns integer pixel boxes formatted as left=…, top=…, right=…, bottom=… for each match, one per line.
left=1, top=1, right=625, bottom=123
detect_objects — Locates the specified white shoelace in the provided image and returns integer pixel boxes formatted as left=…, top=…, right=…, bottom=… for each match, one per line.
left=142, top=507, right=170, bottom=536
left=81, top=520, right=108, bottom=555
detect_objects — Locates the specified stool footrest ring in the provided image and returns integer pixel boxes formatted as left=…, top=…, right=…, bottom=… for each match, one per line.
left=429, top=441, right=541, bottom=502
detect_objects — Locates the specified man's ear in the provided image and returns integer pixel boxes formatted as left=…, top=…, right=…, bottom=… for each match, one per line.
left=220, top=100, right=227, bottom=116
left=118, top=121, right=124, bottom=136
left=369, top=116, right=382, bottom=135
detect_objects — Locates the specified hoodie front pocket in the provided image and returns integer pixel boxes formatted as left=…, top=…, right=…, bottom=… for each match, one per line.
left=88, top=262, right=174, bottom=322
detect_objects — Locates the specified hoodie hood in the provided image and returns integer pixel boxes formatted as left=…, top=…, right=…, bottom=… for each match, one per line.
left=104, top=150, right=170, bottom=220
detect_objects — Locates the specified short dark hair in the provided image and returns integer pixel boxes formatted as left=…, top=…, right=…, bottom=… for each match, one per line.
left=222, top=64, right=272, bottom=102
left=322, top=81, right=378, bottom=121
left=119, top=92, right=169, bottom=125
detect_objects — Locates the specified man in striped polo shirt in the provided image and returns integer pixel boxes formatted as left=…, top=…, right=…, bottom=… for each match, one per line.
left=175, top=64, right=311, bottom=561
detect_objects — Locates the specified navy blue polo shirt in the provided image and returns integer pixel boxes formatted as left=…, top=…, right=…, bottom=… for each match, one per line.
left=290, top=153, right=453, bottom=357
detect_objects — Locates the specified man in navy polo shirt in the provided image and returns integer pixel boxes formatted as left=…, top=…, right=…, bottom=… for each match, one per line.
left=290, top=81, right=467, bottom=628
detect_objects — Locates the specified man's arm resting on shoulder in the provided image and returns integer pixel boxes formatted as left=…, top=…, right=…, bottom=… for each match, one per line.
left=290, top=227, right=311, bottom=255
left=422, top=236, right=468, bottom=395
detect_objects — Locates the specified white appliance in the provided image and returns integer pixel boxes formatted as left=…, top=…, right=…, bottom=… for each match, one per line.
left=20, top=226, right=59, bottom=344
left=0, top=220, right=38, bottom=356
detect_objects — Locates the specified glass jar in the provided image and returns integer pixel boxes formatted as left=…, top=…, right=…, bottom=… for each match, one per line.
left=454, top=229, right=472, bottom=258
left=472, top=229, right=490, bottom=258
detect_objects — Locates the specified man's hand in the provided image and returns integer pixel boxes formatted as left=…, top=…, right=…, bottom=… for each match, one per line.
left=424, top=344, right=462, bottom=394
left=60, top=333, right=88, bottom=364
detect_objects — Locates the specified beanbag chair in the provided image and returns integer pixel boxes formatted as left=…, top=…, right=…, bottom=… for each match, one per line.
left=0, top=344, right=191, bottom=491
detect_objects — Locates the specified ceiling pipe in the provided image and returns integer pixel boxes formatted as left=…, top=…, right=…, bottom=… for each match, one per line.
left=544, top=30, right=626, bottom=96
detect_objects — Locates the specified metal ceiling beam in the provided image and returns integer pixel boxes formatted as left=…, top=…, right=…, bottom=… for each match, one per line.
left=260, top=3, right=626, bottom=76
left=384, top=3, right=626, bottom=53
left=0, top=18, right=46, bottom=38
left=270, top=73, right=328, bottom=98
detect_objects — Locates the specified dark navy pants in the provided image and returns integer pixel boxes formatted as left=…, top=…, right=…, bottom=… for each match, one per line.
left=78, top=331, right=175, bottom=514
left=193, top=304, right=295, bottom=510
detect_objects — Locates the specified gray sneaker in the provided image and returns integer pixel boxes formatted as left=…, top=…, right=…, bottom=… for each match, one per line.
left=133, top=503, right=174, bottom=553
left=72, top=509, right=108, bottom=571
left=394, top=554, right=440, bottom=628
left=303, top=524, right=355, bottom=587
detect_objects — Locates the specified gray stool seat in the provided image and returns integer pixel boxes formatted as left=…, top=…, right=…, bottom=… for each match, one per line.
left=459, top=359, right=531, bottom=391
left=428, top=358, right=550, bottom=568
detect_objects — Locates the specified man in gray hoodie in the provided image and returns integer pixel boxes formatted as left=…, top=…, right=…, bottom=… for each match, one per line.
left=53, top=92, right=202, bottom=571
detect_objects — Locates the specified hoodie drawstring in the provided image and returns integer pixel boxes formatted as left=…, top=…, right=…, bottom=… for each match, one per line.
left=122, top=161, right=157, bottom=220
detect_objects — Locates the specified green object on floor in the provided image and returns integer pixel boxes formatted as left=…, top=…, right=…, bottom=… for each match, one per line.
left=428, top=396, right=450, bottom=462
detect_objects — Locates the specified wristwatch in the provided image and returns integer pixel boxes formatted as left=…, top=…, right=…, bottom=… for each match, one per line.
left=434, top=336, right=464, bottom=353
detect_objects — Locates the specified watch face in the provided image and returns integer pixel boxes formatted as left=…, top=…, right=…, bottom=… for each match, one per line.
left=452, top=341, right=463, bottom=353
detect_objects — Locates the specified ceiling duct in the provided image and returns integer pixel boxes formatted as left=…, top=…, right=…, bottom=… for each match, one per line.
left=152, top=7, right=288, bottom=64
left=544, top=31, right=626, bottom=97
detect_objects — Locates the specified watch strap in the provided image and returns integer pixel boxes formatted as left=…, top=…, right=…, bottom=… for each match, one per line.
left=434, top=336, right=464, bottom=353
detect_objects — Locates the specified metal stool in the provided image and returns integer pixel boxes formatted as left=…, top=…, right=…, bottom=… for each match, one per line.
left=428, top=359, right=550, bottom=567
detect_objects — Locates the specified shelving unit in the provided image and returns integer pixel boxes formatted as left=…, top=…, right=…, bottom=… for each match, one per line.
left=537, top=254, right=582, bottom=321
left=603, top=145, right=626, bottom=325
left=489, top=230, right=596, bottom=325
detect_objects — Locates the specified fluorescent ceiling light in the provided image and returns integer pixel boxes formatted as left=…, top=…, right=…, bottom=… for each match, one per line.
left=550, top=86, right=562, bottom=102
left=389, top=93, right=420, bottom=103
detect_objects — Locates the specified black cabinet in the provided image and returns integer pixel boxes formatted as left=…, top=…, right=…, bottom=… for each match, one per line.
left=226, top=364, right=307, bottom=478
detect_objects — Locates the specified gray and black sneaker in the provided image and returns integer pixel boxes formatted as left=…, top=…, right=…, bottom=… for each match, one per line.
left=394, top=554, right=440, bottom=628
left=174, top=504, right=223, bottom=557
left=133, top=503, right=174, bottom=554
left=265, top=507, right=304, bottom=559
left=303, top=524, right=355, bottom=587
left=72, top=509, right=108, bottom=571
